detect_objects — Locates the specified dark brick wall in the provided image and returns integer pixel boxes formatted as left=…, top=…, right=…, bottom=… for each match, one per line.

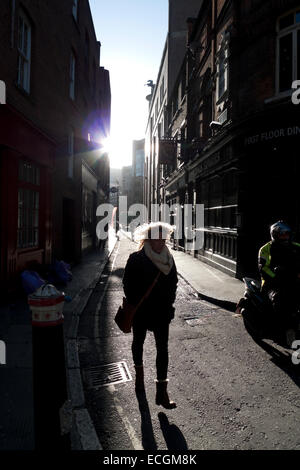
left=0, top=0, right=111, bottom=263
left=2, top=0, right=103, bottom=139
left=234, top=0, right=300, bottom=118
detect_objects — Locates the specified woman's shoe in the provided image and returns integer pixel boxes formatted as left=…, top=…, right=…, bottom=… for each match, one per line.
left=155, top=379, right=176, bottom=409
left=134, top=365, right=145, bottom=391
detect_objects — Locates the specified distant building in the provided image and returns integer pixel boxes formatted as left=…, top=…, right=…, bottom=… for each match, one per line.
left=121, top=166, right=133, bottom=203
left=144, top=0, right=202, bottom=214
left=132, top=139, right=145, bottom=205
left=109, top=168, right=121, bottom=207
left=0, top=0, right=110, bottom=292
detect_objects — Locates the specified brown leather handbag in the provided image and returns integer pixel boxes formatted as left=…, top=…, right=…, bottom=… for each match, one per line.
left=115, top=271, right=160, bottom=333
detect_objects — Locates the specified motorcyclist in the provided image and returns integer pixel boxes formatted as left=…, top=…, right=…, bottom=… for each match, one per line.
left=258, top=221, right=300, bottom=346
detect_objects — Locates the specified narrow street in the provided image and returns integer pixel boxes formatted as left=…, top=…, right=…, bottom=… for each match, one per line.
left=77, top=233, right=300, bottom=451
left=2, top=0, right=300, bottom=457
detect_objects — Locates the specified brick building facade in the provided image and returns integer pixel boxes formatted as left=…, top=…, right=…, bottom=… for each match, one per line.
left=147, top=0, right=300, bottom=278
left=144, top=0, right=202, bottom=216
left=0, top=0, right=110, bottom=293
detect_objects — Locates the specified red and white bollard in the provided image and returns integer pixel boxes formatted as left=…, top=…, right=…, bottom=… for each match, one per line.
left=28, top=285, right=68, bottom=449
left=29, top=284, right=65, bottom=327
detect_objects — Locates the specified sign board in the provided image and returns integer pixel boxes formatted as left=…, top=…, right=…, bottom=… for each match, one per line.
left=0, top=81, right=6, bottom=104
left=0, top=340, right=6, bottom=365
left=245, top=126, right=300, bottom=146
left=158, top=139, right=177, bottom=165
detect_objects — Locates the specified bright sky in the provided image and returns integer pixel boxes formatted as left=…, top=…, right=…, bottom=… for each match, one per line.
left=89, top=0, right=168, bottom=169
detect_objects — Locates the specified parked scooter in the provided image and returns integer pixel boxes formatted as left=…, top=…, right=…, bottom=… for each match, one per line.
left=237, top=277, right=300, bottom=358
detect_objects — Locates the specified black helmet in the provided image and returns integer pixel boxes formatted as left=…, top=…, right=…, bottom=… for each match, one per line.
left=270, top=220, right=291, bottom=241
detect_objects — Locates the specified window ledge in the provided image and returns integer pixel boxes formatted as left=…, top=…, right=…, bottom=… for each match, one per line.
left=17, top=246, right=43, bottom=254
left=264, top=90, right=293, bottom=105
left=14, top=82, right=32, bottom=99
left=179, top=95, right=186, bottom=107
left=170, top=107, right=183, bottom=127
left=216, top=91, right=228, bottom=106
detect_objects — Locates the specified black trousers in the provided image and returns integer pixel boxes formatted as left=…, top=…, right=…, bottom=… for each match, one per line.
left=266, top=285, right=299, bottom=331
left=132, top=321, right=170, bottom=381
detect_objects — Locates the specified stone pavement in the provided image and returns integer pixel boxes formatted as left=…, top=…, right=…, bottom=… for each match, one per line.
left=0, top=297, right=34, bottom=450
left=0, top=231, right=117, bottom=450
left=171, top=250, right=245, bottom=306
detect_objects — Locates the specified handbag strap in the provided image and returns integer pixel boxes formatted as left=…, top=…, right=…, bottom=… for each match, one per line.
left=134, top=271, right=161, bottom=312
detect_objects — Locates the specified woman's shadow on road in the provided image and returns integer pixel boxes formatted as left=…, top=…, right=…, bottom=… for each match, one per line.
left=136, top=391, right=188, bottom=451
left=158, top=412, right=188, bottom=451
left=136, top=390, right=158, bottom=451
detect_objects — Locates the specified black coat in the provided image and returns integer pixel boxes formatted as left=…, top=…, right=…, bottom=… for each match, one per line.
left=123, top=247, right=178, bottom=330
left=263, top=241, right=300, bottom=289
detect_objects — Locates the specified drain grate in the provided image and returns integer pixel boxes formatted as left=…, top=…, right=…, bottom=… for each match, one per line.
left=186, top=318, right=204, bottom=327
left=83, top=361, right=132, bottom=389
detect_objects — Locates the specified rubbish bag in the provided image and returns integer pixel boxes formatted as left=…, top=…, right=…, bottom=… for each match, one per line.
left=48, top=260, right=72, bottom=285
left=21, top=270, right=46, bottom=295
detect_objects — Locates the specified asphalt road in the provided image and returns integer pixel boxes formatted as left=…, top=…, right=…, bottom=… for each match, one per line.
left=77, top=234, right=300, bottom=451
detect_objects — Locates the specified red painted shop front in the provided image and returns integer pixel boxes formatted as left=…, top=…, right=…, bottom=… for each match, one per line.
left=0, top=105, right=55, bottom=294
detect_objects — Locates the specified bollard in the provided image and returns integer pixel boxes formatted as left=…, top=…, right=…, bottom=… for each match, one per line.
left=28, top=284, right=68, bottom=450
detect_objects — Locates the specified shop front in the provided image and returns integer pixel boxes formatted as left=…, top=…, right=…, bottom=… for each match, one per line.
left=0, top=106, right=54, bottom=293
left=237, top=104, right=300, bottom=277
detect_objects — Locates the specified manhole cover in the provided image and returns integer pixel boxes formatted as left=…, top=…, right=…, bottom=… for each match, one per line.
left=83, top=361, right=132, bottom=389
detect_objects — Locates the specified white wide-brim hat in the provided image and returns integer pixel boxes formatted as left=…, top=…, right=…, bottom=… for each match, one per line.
left=133, top=222, right=174, bottom=242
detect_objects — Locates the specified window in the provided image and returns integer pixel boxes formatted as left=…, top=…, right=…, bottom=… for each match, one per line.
left=70, top=51, right=76, bottom=100
left=93, top=59, right=97, bottom=97
left=216, top=32, right=229, bottom=102
left=135, top=150, right=144, bottom=177
left=85, top=32, right=90, bottom=91
left=160, top=77, right=165, bottom=106
left=18, top=159, right=40, bottom=185
left=18, top=161, right=40, bottom=249
left=17, top=11, right=31, bottom=93
left=172, top=88, right=178, bottom=117
left=85, top=31, right=90, bottom=71
left=72, top=0, right=78, bottom=21
left=180, top=66, right=186, bottom=101
left=218, top=48, right=226, bottom=98
left=216, top=43, right=228, bottom=101
left=277, top=9, right=300, bottom=93
left=196, top=111, right=204, bottom=139
left=82, top=186, right=93, bottom=234
left=68, top=129, right=75, bottom=178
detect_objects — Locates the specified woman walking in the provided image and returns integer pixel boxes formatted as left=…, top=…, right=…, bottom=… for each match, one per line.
left=123, top=222, right=178, bottom=409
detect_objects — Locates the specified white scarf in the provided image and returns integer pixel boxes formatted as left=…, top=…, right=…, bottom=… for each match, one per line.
left=144, top=242, right=174, bottom=275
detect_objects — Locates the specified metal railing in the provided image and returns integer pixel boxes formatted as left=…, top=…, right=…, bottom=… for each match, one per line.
left=204, top=228, right=237, bottom=260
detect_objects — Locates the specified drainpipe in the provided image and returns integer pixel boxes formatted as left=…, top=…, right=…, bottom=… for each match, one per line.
left=11, top=0, right=16, bottom=48
left=212, top=0, right=217, bottom=123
